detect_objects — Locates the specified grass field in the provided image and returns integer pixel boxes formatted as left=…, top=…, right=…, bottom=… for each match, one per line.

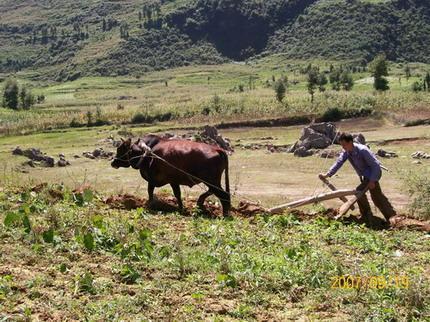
left=1, top=112, right=430, bottom=320
left=0, top=121, right=429, bottom=320
left=1, top=189, right=429, bottom=321
left=2, top=57, right=430, bottom=136
left=1, top=55, right=430, bottom=320
left=1, top=116, right=429, bottom=207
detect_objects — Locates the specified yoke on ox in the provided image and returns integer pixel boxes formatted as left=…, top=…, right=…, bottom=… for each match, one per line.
left=111, top=135, right=231, bottom=215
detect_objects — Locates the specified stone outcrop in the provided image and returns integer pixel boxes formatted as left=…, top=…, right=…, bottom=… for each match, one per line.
left=289, top=123, right=366, bottom=157
left=12, top=147, right=70, bottom=167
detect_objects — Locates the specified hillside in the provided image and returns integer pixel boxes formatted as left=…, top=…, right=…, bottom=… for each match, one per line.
left=0, top=0, right=429, bottom=80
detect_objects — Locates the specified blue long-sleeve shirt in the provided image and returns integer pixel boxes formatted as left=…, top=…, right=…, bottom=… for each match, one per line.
left=327, top=143, right=382, bottom=182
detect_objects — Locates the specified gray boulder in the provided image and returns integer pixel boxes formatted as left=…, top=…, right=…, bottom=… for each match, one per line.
left=353, top=133, right=366, bottom=145
left=290, top=123, right=337, bottom=156
left=411, top=151, right=430, bottom=159
left=12, top=146, right=56, bottom=167
left=377, top=149, right=398, bottom=158
left=294, top=146, right=315, bottom=157
left=290, top=123, right=367, bottom=158
left=308, top=123, right=337, bottom=141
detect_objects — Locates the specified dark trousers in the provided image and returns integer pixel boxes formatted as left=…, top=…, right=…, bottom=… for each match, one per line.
left=356, top=178, right=396, bottom=227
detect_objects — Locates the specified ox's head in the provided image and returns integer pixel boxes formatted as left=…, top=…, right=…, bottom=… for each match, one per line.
left=111, top=137, right=153, bottom=170
left=111, top=138, right=133, bottom=169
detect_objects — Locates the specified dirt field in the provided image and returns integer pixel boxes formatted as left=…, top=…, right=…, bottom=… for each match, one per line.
left=1, top=117, right=430, bottom=321
left=1, top=117, right=428, bottom=213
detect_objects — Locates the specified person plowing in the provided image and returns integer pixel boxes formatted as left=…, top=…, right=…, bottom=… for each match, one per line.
left=319, top=132, right=396, bottom=229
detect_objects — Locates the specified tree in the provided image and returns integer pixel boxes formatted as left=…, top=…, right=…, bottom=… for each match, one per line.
left=19, top=86, right=27, bottom=109
left=370, top=54, right=389, bottom=91
left=330, top=69, right=341, bottom=90
left=32, top=30, right=37, bottom=44
left=41, top=27, right=49, bottom=44
left=339, top=71, right=354, bottom=90
left=23, top=91, right=35, bottom=110
left=404, top=65, right=411, bottom=81
left=273, top=79, right=286, bottom=102
left=307, top=68, right=319, bottom=102
left=425, top=72, right=430, bottom=91
left=317, top=73, right=327, bottom=92
left=120, top=23, right=129, bottom=39
left=412, top=81, right=423, bottom=92
left=2, top=79, right=19, bottom=110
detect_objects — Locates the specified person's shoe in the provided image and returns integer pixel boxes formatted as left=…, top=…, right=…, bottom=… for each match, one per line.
left=369, top=217, right=390, bottom=230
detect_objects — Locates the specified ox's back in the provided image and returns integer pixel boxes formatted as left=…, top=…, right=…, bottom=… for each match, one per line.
left=147, top=138, right=228, bottom=188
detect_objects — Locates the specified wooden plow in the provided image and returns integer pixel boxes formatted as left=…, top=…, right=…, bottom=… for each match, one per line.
left=268, top=176, right=368, bottom=219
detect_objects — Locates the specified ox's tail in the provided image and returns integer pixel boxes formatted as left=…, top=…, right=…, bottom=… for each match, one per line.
left=220, top=150, right=230, bottom=194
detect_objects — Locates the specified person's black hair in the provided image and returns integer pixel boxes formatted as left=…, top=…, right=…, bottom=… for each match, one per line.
left=339, top=132, right=354, bottom=143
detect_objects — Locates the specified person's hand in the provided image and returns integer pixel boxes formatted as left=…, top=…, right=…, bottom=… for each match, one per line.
left=319, top=173, right=329, bottom=180
left=368, top=181, right=376, bottom=190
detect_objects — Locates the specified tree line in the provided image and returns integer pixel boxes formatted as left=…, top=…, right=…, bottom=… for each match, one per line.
left=1, top=79, right=44, bottom=110
left=272, top=54, right=429, bottom=103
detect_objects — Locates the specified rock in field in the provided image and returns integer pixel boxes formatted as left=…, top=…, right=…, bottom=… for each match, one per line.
left=377, top=149, right=398, bottom=158
left=12, top=146, right=69, bottom=167
left=163, top=125, right=234, bottom=152
left=83, top=147, right=115, bottom=160
left=289, top=122, right=366, bottom=157
left=411, top=151, right=430, bottom=159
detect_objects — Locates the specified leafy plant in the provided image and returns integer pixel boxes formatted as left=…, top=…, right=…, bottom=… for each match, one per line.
left=42, top=229, right=54, bottom=243
left=216, top=273, right=237, bottom=288
left=118, top=264, right=140, bottom=284
left=83, top=232, right=95, bottom=251
left=404, top=171, right=430, bottom=220
left=76, top=272, right=96, bottom=295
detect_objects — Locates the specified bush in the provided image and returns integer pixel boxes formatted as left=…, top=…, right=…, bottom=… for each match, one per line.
left=412, top=81, right=423, bottom=92
left=320, top=107, right=373, bottom=122
left=404, top=172, right=430, bottom=220
left=131, top=111, right=174, bottom=124
left=70, top=118, right=82, bottom=128
left=273, top=79, right=286, bottom=102
left=131, top=112, right=151, bottom=124
left=2, top=79, right=19, bottom=109
left=321, top=107, right=343, bottom=122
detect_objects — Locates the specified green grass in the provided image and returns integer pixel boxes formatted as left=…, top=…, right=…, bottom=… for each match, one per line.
left=0, top=184, right=428, bottom=320
left=0, top=66, right=429, bottom=320
left=1, top=58, right=430, bottom=136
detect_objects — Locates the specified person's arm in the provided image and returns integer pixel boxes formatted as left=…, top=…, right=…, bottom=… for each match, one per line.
left=361, top=148, right=382, bottom=185
left=321, top=151, right=348, bottom=178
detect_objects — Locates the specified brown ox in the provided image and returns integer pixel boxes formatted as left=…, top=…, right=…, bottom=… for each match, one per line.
left=111, top=135, right=231, bottom=215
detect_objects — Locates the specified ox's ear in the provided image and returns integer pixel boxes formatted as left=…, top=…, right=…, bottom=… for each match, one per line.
left=125, top=137, right=132, bottom=144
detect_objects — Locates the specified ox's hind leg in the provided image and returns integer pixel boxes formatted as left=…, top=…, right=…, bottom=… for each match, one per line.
left=170, top=184, right=183, bottom=209
left=197, top=190, right=213, bottom=208
left=214, top=188, right=231, bottom=216
left=208, top=184, right=231, bottom=216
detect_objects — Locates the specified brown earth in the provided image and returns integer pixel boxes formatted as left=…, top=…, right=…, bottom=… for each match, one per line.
left=103, top=193, right=430, bottom=232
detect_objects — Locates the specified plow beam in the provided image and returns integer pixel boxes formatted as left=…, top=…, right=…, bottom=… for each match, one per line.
left=268, top=189, right=358, bottom=214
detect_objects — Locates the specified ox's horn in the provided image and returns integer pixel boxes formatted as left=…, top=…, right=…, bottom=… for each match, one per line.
left=138, top=141, right=152, bottom=153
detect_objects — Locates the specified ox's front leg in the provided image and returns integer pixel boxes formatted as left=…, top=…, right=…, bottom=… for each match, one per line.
left=170, top=184, right=183, bottom=210
left=148, top=182, right=155, bottom=205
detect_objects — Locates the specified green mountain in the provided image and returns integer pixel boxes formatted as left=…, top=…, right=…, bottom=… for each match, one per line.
left=0, top=0, right=429, bottom=80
